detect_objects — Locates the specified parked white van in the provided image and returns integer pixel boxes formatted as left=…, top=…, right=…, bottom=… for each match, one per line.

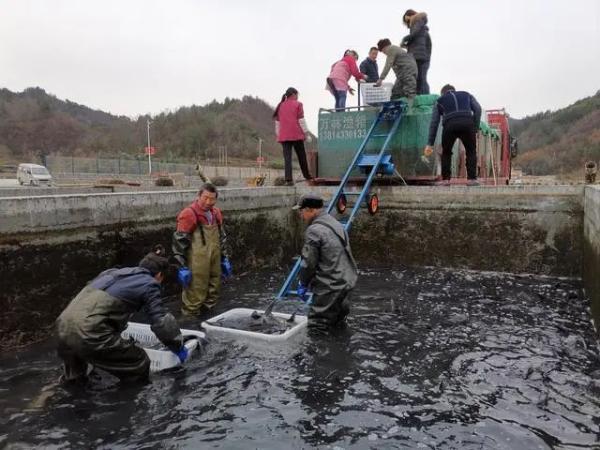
left=17, top=163, right=53, bottom=186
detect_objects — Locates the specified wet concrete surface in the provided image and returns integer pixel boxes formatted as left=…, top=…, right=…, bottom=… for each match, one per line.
left=1, top=266, right=599, bottom=449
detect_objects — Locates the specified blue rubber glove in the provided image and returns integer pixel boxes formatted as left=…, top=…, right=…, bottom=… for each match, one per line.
left=221, top=257, right=233, bottom=278
left=177, top=267, right=192, bottom=288
left=297, top=281, right=308, bottom=302
left=174, top=346, right=189, bottom=364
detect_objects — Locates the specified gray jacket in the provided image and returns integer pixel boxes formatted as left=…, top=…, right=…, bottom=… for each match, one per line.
left=401, top=12, right=432, bottom=62
left=379, top=45, right=417, bottom=81
left=299, top=211, right=358, bottom=295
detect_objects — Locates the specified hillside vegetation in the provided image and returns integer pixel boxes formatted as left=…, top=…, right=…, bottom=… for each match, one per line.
left=0, top=87, right=286, bottom=164
left=511, top=91, right=600, bottom=176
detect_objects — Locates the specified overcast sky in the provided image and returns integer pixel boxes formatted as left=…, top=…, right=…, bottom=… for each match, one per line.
left=1, top=0, right=599, bottom=133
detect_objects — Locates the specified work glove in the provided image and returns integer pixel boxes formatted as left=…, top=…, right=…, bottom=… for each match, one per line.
left=177, top=267, right=192, bottom=288
left=305, top=134, right=313, bottom=144
left=297, top=281, right=308, bottom=302
left=221, top=257, right=233, bottom=278
left=173, top=346, right=189, bottom=364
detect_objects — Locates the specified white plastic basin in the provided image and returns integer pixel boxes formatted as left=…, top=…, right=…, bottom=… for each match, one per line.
left=202, top=308, right=307, bottom=344
left=122, top=322, right=205, bottom=372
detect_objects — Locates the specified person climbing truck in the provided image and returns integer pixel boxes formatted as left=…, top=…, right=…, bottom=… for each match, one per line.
left=172, top=183, right=232, bottom=317
left=294, top=194, right=358, bottom=333
left=374, top=38, right=417, bottom=102
left=56, top=245, right=188, bottom=384
left=424, top=84, right=482, bottom=186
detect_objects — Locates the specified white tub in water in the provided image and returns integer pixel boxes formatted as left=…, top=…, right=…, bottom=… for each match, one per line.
left=122, top=322, right=206, bottom=372
left=201, top=307, right=307, bottom=344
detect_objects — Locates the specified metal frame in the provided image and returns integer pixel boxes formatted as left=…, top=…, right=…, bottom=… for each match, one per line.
left=276, top=100, right=407, bottom=300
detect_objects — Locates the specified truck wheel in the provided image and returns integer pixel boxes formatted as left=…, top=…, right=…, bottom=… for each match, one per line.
left=367, top=194, right=379, bottom=215
left=336, top=194, right=347, bottom=214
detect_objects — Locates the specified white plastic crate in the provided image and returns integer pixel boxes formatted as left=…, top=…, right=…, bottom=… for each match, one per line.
left=202, top=308, right=307, bottom=344
left=122, top=322, right=206, bottom=372
left=360, top=82, right=393, bottom=104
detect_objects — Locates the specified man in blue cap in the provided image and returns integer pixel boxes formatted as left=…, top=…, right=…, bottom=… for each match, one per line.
left=293, top=194, right=358, bottom=333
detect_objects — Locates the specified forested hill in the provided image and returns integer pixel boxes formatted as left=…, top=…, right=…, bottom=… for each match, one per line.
left=0, top=87, right=286, bottom=162
left=511, top=91, right=600, bottom=176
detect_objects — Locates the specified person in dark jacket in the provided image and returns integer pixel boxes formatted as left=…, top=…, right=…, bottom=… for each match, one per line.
left=402, top=9, right=432, bottom=95
left=359, top=47, right=379, bottom=83
left=56, top=246, right=187, bottom=383
left=425, top=84, right=482, bottom=186
left=294, top=194, right=358, bottom=333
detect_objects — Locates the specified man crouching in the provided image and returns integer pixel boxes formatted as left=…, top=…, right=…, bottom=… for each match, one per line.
left=294, top=194, right=358, bottom=333
left=56, top=245, right=187, bottom=384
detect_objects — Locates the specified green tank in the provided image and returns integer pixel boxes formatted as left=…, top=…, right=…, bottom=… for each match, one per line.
left=316, top=95, right=502, bottom=182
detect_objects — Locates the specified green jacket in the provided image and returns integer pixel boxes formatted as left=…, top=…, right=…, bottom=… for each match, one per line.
left=380, top=45, right=416, bottom=80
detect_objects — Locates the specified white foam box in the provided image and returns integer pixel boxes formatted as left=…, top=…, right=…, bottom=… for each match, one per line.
left=201, top=307, right=307, bottom=344
left=122, top=322, right=206, bottom=372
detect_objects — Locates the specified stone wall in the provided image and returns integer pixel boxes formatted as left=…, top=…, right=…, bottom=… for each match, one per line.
left=583, top=185, right=600, bottom=333
left=0, top=188, right=301, bottom=349
left=299, top=185, right=585, bottom=277
left=0, top=185, right=590, bottom=348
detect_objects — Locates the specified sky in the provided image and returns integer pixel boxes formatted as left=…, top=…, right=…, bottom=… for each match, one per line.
left=1, top=0, right=599, bottom=134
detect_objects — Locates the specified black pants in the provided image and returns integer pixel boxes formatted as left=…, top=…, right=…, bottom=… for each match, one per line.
left=57, top=337, right=150, bottom=383
left=416, top=59, right=430, bottom=95
left=441, top=118, right=478, bottom=180
left=282, top=140, right=312, bottom=182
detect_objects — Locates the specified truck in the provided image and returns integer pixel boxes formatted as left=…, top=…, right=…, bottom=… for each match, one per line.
left=311, top=94, right=514, bottom=185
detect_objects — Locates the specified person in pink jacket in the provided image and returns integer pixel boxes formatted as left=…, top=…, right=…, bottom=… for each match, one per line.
left=326, top=50, right=367, bottom=111
left=273, top=87, right=313, bottom=186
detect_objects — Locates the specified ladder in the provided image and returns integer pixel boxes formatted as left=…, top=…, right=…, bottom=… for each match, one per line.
left=276, top=100, right=407, bottom=301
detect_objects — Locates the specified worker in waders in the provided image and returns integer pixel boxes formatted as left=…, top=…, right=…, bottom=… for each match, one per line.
left=172, top=183, right=232, bottom=317
left=294, top=194, right=358, bottom=333
left=56, top=246, right=188, bottom=384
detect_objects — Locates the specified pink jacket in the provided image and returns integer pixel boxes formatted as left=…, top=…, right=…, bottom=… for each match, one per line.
left=326, top=55, right=365, bottom=92
left=275, top=98, right=305, bottom=142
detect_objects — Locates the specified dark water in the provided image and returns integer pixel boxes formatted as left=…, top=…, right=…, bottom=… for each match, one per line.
left=1, top=267, right=599, bottom=449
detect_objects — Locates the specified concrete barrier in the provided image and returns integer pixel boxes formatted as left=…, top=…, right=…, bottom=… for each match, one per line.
left=584, top=185, right=600, bottom=332
left=0, top=184, right=595, bottom=348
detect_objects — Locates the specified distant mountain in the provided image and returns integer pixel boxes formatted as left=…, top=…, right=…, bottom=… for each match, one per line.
left=510, top=91, right=600, bottom=176
left=0, top=87, right=287, bottom=163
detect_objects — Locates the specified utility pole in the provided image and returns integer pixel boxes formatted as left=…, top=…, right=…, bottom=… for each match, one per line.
left=258, top=137, right=263, bottom=171
left=147, top=119, right=152, bottom=175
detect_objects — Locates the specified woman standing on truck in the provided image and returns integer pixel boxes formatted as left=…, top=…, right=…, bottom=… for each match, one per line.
left=401, top=9, right=432, bottom=95
left=326, top=50, right=367, bottom=111
left=273, top=87, right=313, bottom=186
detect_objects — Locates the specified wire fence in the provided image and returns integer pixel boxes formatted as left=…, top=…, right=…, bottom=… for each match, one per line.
left=45, top=155, right=294, bottom=180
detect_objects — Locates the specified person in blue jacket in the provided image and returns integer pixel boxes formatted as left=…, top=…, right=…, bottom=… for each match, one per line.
left=56, top=245, right=188, bottom=383
left=425, top=84, right=482, bottom=186
left=359, top=47, right=379, bottom=83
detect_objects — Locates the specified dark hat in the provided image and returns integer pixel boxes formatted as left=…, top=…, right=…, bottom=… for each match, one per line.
left=292, top=193, right=324, bottom=210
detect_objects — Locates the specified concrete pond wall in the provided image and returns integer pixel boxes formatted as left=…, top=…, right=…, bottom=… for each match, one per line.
left=0, top=184, right=596, bottom=349
left=584, top=185, right=600, bottom=331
